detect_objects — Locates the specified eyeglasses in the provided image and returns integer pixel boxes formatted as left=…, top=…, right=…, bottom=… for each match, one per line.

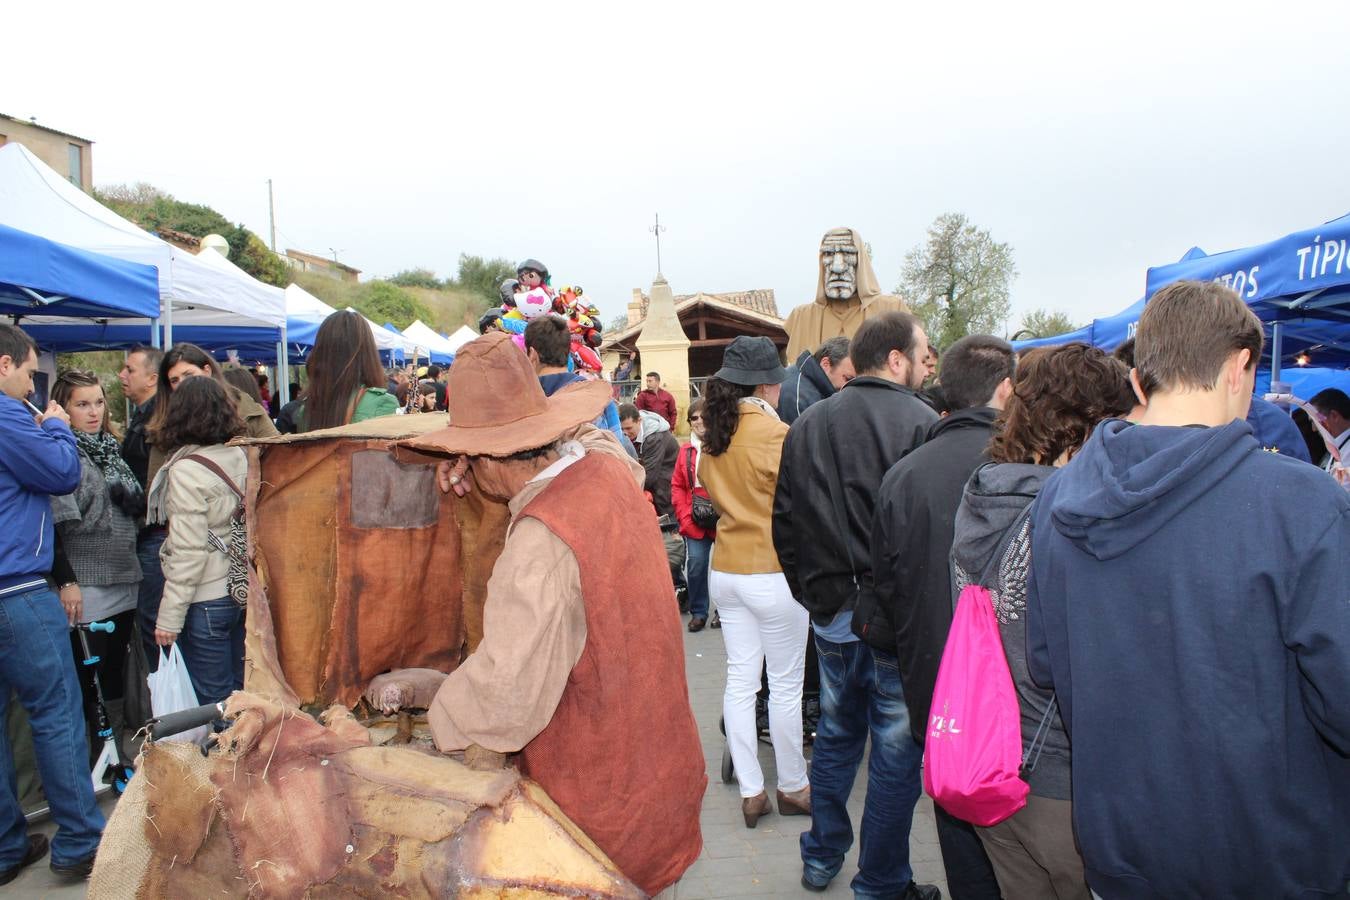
left=689, top=415, right=703, bottom=423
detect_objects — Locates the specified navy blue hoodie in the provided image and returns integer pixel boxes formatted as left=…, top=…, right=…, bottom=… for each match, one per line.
left=1028, top=418, right=1350, bottom=900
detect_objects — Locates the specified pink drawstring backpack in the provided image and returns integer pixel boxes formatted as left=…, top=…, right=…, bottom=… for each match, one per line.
left=922, top=582, right=1029, bottom=827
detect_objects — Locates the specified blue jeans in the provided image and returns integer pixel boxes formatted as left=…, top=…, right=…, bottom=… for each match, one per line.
left=0, top=588, right=105, bottom=867
left=801, top=637, right=924, bottom=899
left=176, top=598, right=244, bottom=712
left=685, top=536, right=713, bottom=619
left=136, top=529, right=167, bottom=670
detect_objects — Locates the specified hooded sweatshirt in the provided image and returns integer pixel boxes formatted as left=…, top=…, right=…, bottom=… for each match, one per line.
left=950, top=461, right=1069, bottom=800
left=777, top=349, right=837, bottom=425
left=633, top=410, right=679, bottom=518
left=783, top=227, right=908, bottom=360
left=1028, top=418, right=1350, bottom=900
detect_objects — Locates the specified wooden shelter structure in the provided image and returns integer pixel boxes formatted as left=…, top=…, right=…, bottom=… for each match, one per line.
left=602, top=289, right=788, bottom=379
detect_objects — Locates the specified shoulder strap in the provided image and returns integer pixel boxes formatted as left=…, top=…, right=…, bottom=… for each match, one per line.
left=183, top=454, right=243, bottom=501
left=344, top=387, right=369, bottom=425
left=685, top=444, right=695, bottom=484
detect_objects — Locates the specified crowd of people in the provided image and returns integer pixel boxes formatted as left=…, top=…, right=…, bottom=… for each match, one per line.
left=0, top=274, right=1347, bottom=896
left=685, top=284, right=1348, bottom=900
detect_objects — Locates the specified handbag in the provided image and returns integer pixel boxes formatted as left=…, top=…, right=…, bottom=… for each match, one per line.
left=183, top=455, right=249, bottom=607
left=686, top=447, right=720, bottom=531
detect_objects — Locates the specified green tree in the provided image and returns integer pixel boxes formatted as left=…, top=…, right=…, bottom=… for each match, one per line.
left=349, top=281, right=432, bottom=330
left=898, top=213, right=1016, bottom=351
left=388, top=268, right=444, bottom=290
left=94, top=183, right=287, bottom=287
left=455, top=254, right=516, bottom=303
left=1018, top=308, right=1081, bottom=339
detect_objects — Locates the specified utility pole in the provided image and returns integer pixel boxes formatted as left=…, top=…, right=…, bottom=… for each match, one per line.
left=649, top=213, right=667, bottom=275
left=267, top=179, right=277, bottom=252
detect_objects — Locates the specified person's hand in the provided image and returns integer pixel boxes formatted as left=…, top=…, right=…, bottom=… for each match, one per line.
left=436, top=457, right=473, bottom=497
left=39, top=401, right=70, bottom=427
left=154, top=628, right=177, bottom=647
left=58, top=584, right=81, bottom=626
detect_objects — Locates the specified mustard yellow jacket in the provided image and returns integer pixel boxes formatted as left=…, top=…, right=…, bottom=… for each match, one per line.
left=698, top=403, right=788, bottom=575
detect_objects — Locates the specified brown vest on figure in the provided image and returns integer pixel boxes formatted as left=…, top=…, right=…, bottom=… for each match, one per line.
left=519, top=451, right=706, bottom=895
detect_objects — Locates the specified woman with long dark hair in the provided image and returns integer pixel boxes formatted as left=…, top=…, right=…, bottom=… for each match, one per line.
left=50, top=370, right=143, bottom=754
left=144, top=343, right=276, bottom=488
left=697, top=336, right=809, bottom=828
left=146, top=376, right=248, bottom=713
left=950, top=344, right=1136, bottom=899
left=289, top=311, right=398, bottom=433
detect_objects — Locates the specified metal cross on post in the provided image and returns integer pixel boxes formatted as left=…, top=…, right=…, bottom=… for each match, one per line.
left=649, top=213, right=667, bottom=275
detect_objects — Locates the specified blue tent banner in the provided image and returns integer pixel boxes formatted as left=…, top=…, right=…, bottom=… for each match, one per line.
left=0, top=223, right=160, bottom=320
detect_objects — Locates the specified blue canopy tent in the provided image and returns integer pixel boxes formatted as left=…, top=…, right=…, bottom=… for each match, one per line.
left=1145, top=214, right=1350, bottom=378
left=0, top=223, right=159, bottom=322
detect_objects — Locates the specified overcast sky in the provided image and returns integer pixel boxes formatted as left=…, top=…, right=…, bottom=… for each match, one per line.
left=8, top=1, right=1349, bottom=332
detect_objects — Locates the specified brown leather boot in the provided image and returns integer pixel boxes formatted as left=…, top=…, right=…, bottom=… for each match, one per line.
left=776, top=785, right=811, bottom=816
left=741, top=791, right=772, bottom=828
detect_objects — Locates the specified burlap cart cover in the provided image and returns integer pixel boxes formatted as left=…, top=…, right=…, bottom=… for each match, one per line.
left=89, top=694, right=642, bottom=898
left=241, top=414, right=495, bottom=707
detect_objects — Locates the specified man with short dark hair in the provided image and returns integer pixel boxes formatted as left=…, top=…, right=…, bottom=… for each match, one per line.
left=778, top=336, right=855, bottom=425
left=618, top=402, right=685, bottom=600
left=872, top=335, right=1015, bottom=900
left=0, top=324, right=105, bottom=883
left=773, top=311, right=940, bottom=900
left=634, top=372, right=677, bottom=428
left=1309, top=387, right=1350, bottom=473
left=524, top=316, right=632, bottom=454
left=118, top=344, right=168, bottom=663
left=1029, top=281, right=1350, bottom=898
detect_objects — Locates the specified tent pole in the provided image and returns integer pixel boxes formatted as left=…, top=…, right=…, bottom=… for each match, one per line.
left=278, top=320, right=290, bottom=407
left=163, top=300, right=174, bottom=347
left=150, top=316, right=161, bottom=349
left=1270, top=322, right=1283, bottom=383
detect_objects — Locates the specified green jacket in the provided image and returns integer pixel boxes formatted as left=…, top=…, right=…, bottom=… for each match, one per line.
left=295, top=387, right=400, bottom=433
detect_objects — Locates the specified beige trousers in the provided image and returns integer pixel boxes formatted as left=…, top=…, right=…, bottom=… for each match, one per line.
left=977, top=794, right=1091, bottom=900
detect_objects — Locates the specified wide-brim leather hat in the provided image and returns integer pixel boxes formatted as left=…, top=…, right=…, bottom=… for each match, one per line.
left=399, top=331, right=610, bottom=457
left=713, top=336, right=788, bottom=386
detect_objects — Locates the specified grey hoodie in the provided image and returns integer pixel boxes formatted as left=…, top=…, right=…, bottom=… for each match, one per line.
left=950, top=461, right=1070, bottom=800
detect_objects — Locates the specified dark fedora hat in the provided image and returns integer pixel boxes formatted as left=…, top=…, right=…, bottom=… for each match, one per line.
left=713, top=336, right=788, bottom=386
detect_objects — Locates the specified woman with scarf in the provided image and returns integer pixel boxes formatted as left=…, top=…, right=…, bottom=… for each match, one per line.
left=670, top=398, right=717, bottom=632
left=698, top=337, right=810, bottom=828
left=50, top=370, right=144, bottom=754
left=146, top=376, right=248, bottom=714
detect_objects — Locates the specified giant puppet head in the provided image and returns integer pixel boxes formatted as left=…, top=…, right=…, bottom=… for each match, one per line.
left=820, top=227, right=861, bottom=301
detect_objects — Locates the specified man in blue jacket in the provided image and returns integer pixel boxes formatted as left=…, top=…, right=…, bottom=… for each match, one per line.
left=1028, top=282, right=1350, bottom=899
left=0, top=325, right=105, bottom=883
left=776, top=336, right=855, bottom=425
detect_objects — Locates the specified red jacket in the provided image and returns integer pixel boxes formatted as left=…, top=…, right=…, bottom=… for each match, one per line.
left=671, top=442, right=714, bottom=540
left=635, top=388, right=677, bottom=428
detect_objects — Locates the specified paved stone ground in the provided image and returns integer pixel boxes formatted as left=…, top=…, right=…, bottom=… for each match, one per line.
left=14, top=622, right=947, bottom=899
left=675, top=622, right=948, bottom=899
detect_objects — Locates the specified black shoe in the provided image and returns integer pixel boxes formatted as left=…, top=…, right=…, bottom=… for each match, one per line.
left=50, top=851, right=96, bottom=881
left=710, top=611, right=721, bottom=629
left=0, top=834, right=48, bottom=886
left=903, top=881, right=942, bottom=900
left=800, top=868, right=830, bottom=892
left=675, top=586, right=689, bottom=614
left=688, top=617, right=706, bottom=632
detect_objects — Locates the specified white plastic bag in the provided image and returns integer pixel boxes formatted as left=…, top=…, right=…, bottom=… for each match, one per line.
left=148, top=645, right=211, bottom=747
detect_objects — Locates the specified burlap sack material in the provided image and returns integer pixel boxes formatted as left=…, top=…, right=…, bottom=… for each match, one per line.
left=90, top=693, right=642, bottom=898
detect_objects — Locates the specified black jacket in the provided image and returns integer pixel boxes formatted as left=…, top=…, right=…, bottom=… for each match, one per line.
left=120, top=396, right=158, bottom=489
left=772, top=376, right=937, bottom=651
left=636, top=429, right=680, bottom=520
left=871, top=407, right=998, bottom=742
left=776, top=350, right=837, bottom=425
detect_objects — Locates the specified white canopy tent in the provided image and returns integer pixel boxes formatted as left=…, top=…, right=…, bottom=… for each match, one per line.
left=402, top=319, right=462, bottom=360
left=444, top=325, right=478, bottom=353
left=0, top=143, right=286, bottom=341
left=280, top=282, right=418, bottom=357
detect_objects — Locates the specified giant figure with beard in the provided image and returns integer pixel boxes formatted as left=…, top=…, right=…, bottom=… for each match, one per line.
left=785, top=227, right=908, bottom=360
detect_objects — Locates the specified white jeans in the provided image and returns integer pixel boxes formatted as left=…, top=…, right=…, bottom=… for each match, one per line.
left=710, top=568, right=809, bottom=798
